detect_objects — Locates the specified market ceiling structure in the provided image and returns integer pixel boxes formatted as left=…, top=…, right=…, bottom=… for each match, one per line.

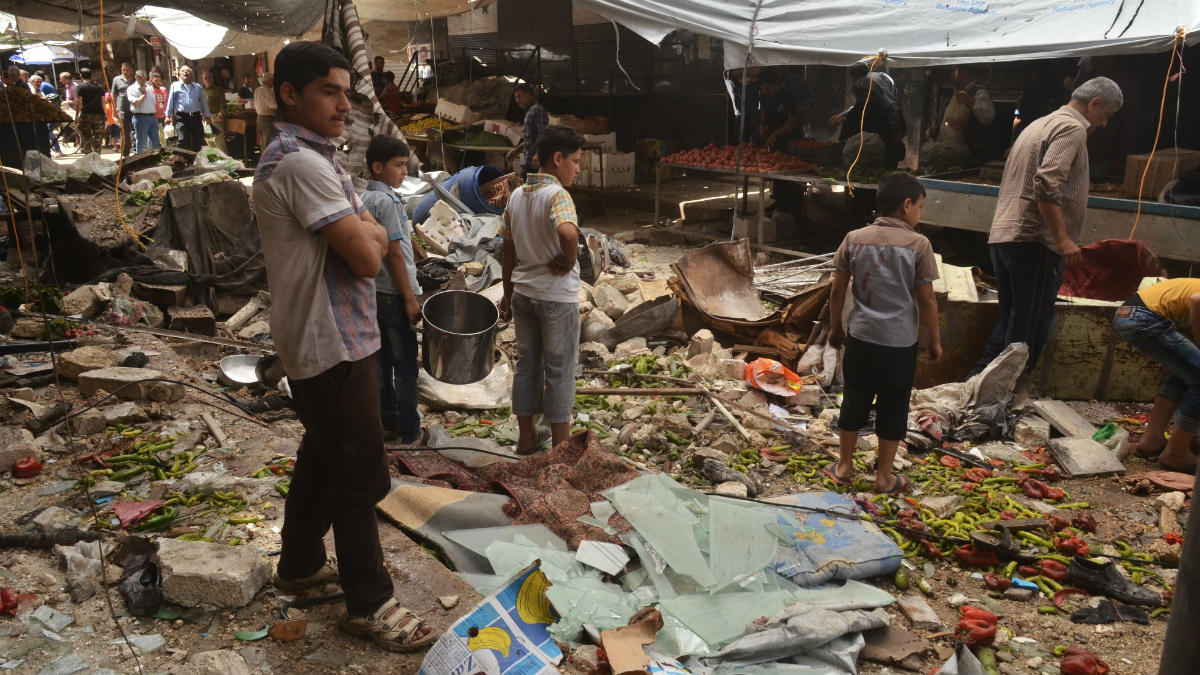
left=576, top=0, right=1200, bottom=67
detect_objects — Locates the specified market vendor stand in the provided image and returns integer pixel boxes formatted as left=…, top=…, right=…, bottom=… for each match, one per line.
left=919, top=170, right=1200, bottom=264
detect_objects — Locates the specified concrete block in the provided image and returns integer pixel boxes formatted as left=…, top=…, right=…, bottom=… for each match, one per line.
left=593, top=284, right=630, bottom=320
left=156, top=538, right=270, bottom=609
left=918, top=495, right=964, bottom=519
left=686, top=352, right=719, bottom=378
left=187, top=650, right=251, bottom=675
left=1048, top=437, right=1125, bottom=477
left=10, top=317, right=42, bottom=339
left=718, top=358, right=747, bottom=381
left=597, top=273, right=641, bottom=295
left=61, top=284, right=111, bottom=319
left=1014, top=414, right=1051, bottom=448
left=56, top=346, right=120, bottom=382
left=687, top=328, right=715, bottom=358
left=169, top=339, right=221, bottom=360
left=581, top=311, right=614, bottom=342
left=78, top=367, right=184, bottom=403
left=101, top=402, right=148, bottom=425
left=0, top=426, right=40, bottom=473
left=134, top=282, right=187, bottom=309
left=897, top=593, right=942, bottom=631
left=614, top=337, right=648, bottom=359
left=167, top=305, right=216, bottom=336
left=68, top=411, right=107, bottom=436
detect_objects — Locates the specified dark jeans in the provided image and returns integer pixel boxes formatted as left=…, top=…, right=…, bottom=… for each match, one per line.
left=277, top=355, right=394, bottom=617
left=1114, top=305, right=1200, bottom=434
left=377, top=293, right=421, bottom=442
left=1160, top=465, right=1200, bottom=672
left=839, top=334, right=917, bottom=441
left=972, top=241, right=1063, bottom=375
left=118, top=112, right=133, bottom=156
left=174, top=112, right=206, bottom=152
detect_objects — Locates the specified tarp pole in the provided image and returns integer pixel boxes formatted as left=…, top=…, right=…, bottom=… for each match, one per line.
left=730, top=0, right=764, bottom=241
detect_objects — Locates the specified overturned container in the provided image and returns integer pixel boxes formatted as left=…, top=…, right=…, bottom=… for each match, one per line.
left=422, top=290, right=499, bottom=385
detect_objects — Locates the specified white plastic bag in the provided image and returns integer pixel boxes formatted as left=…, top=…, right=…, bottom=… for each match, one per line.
left=68, top=152, right=118, bottom=178
left=194, top=145, right=244, bottom=175
left=22, top=150, right=67, bottom=183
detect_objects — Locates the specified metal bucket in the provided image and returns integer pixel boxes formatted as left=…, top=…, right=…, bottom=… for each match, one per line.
left=421, top=290, right=499, bottom=384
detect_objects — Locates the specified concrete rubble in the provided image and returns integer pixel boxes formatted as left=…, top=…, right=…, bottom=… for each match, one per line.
left=155, top=539, right=271, bottom=609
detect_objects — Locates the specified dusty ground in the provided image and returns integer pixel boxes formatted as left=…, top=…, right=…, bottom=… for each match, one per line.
left=0, top=183, right=1185, bottom=675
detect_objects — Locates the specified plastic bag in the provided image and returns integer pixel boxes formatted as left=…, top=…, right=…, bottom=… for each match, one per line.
left=118, top=561, right=162, bottom=616
left=745, top=357, right=803, bottom=397
left=68, top=151, right=118, bottom=178
left=194, top=145, right=244, bottom=175
left=23, top=150, right=67, bottom=183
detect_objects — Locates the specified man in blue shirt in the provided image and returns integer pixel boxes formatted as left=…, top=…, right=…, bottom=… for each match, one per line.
left=165, top=65, right=212, bottom=152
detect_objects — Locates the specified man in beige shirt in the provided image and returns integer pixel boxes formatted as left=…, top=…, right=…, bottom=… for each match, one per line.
left=972, top=77, right=1122, bottom=375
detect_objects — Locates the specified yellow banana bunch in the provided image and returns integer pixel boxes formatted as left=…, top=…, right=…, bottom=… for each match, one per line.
left=516, top=569, right=557, bottom=625
left=466, top=626, right=512, bottom=657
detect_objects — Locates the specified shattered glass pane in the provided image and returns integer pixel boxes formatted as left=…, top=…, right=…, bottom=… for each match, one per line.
left=659, top=591, right=792, bottom=649
left=606, top=475, right=716, bottom=588
left=442, top=524, right=567, bottom=558
left=546, top=576, right=638, bottom=643
left=708, top=498, right=779, bottom=590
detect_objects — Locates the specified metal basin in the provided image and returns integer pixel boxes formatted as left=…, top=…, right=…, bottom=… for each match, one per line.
left=421, top=290, right=499, bottom=384
left=218, top=354, right=261, bottom=387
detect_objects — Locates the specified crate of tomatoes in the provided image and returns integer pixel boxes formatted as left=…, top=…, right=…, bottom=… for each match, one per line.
left=790, top=138, right=843, bottom=169
left=662, top=143, right=817, bottom=174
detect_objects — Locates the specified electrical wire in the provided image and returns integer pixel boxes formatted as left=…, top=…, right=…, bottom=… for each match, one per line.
left=610, top=20, right=640, bottom=92
left=1128, top=27, right=1186, bottom=240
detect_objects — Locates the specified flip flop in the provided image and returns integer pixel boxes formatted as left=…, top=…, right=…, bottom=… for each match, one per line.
left=875, top=473, right=912, bottom=495
left=396, top=428, right=430, bottom=448
left=1133, top=445, right=1163, bottom=460
left=1157, top=460, right=1198, bottom=475
left=515, top=428, right=552, bottom=456
left=822, top=462, right=853, bottom=487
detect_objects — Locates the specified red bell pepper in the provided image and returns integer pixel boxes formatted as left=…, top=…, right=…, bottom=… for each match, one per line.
left=954, top=544, right=999, bottom=567
left=1039, top=559, right=1070, bottom=582
left=984, top=572, right=1011, bottom=591
left=1060, top=647, right=1109, bottom=675
left=939, top=455, right=962, bottom=469
left=12, top=456, right=42, bottom=478
left=964, top=467, right=993, bottom=483
left=919, top=540, right=944, bottom=559
left=1055, top=536, right=1090, bottom=556
left=957, top=618, right=997, bottom=646
left=1072, top=514, right=1097, bottom=533
left=1046, top=514, right=1071, bottom=532
left=1019, top=565, right=1039, bottom=578
left=998, top=510, right=1017, bottom=520
left=1164, top=532, right=1183, bottom=545
left=960, top=606, right=998, bottom=623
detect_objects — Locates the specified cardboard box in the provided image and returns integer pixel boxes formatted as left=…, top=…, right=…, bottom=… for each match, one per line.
left=580, top=150, right=635, bottom=189
left=549, top=114, right=608, bottom=135
left=1122, top=148, right=1200, bottom=198
left=434, top=99, right=479, bottom=125
left=583, top=132, right=617, bottom=152
left=479, top=119, right=522, bottom=146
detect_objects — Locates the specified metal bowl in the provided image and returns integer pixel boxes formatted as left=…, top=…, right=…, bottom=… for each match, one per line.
left=218, top=354, right=262, bottom=387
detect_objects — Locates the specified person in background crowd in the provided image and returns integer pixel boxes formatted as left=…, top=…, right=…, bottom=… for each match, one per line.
left=506, top=83, right=548, bottom=180
left=1013, top=65, right=1067, bottom=141
left=126, top=69, right=161, bottom=154
left=150, top=71, right=169, bottom=146
left=58, top=71, right=76, bottom=112
left=165, top=65, right=212, bottom=152
left=218, top=65, right=236, bottom=91
left=103, top=92, right=121, bottom=149
left=971, top=77, right=1123, bottom=378
left=756, top=67, right=811, bottom=218
left=111, top=62, right=135, bottom=156
left=254, top=72, right=278, bottom=150
left=29, top=74, right=63, bottom=155
left=201, top=70, right=228, bottom=153
left=371, top=55, right=386, bottom=96
left=927, top=65, right=997, bottom=167
left=238, top=74, right=256, bottom=103
left=379, top=71, right=404, bottom=115
left=831, top=61, right=907, bottom=168
left=73, top=68, right=105, bottom=155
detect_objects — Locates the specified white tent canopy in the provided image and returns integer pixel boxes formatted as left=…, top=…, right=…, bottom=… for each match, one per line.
left=139, top=6, right=282, bottom=60
left=576, top=0, right=1200, bottom=68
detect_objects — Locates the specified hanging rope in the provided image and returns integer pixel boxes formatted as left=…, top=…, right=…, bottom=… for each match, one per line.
left=728, top=0, right=765, bottom=241
left=844, top=51, right=886, bottom=196
left=1128, top=27, right=1186, bottom=241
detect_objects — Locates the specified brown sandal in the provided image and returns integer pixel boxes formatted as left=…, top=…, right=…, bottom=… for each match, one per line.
left=340, top=598, right=438, bottom=652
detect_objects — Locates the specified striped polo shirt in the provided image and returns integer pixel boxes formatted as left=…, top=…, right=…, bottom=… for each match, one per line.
left=835, top=216, right=939, bottom=348
left=989, top=105, right=1090, bottom=251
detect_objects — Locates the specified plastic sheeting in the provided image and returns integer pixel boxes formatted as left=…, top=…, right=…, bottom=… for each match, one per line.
left=575, top=0, right=1200, bottom=68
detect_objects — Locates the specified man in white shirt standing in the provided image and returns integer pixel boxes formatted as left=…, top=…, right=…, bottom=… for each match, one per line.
left=126, top=70, right=161, bottom=154
left=254, top=72, right=278, bottom=152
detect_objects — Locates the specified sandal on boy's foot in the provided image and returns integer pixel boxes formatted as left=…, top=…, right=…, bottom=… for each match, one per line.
left=396, top=428, right=430, bottom=449
left=822, top=462, right=853, bottom=487
left=874, top=473, right=912, bottom=495
left=1132, top=444, right=1163, bottom=460
left=1157, top=459, right=1198, bottom=475
left=515, top=428, right=552, bottom=456
left=273, top=556, right=339, bottom=593
left=340, top=597, right=438, bottom=652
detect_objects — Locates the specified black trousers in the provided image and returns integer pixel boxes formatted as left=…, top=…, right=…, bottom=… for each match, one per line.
left=838, top=334, right=918, bottom=441
left=276, top=355, right=394, bottom=617
left=174, top=112, right=206, bottom=152
left=972, top=241, right=1063, bottom=375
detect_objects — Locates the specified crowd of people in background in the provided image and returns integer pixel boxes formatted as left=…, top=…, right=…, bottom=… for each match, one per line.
left=6, top=58, right=278, bottom=157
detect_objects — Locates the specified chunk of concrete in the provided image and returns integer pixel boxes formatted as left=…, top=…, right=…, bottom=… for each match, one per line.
left=1047, top=437, right=1125, bottom=477
left=593, top=284, right=630, bottom=321
left=33, top=506, right=77, bottom=531
left=897, top=593, right=942, bottom=631
left=1004, top=587, right=1036, bottom=602
left=686, top=352, right=720, bottom=378
left=78, top=368, right=184, bottom=403
left=581, top=310, right=615, bottom=342
left=102, top=402, right=148, bottom=425
left=718, top=358, right=747, bottom=381
left=597, top=273, right=641, bottom=295
left=187, top=650, right=251, bottom=675
left=10, top=317, right=42, bottom=339
left=9, top=387, right=35, bottom=401
left=714, top=481, right=749, bottom=498
left=613, top=337, right=648, bottom=359
left=61, top=284, right=112, bottom=319
left=690, top=447, right=729, bottom=468
left=0, top=426, right=40, bottom=473
left=918, top=495, right=964, bottom=519
left=156, top=538, right=270, bottom=609
left=133, top=282, right=187, bottom=309
left=56, top=346, right=119, bottom=382
left=128, top=165, right=172, bottom=185
left=1014, top=414, right=1051, bottom=448
left=687, top=329, right=715, bottom=358
left=68, top=410, right=107, bottom=436
left=167, top=305, right=216, bottom=336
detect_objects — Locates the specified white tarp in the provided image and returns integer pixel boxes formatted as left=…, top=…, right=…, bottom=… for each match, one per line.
left=575, top=0, right=1200, bottom=68
left=140, top=6, right=282, bottom=59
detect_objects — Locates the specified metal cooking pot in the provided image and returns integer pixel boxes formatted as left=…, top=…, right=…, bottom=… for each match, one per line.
left=421, top=290, right=498, bottom=385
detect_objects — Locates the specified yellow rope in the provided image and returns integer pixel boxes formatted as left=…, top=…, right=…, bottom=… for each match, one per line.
left=845, top=51, right=885, bottom=196
left=1128, top=28, right=1186, bottom=240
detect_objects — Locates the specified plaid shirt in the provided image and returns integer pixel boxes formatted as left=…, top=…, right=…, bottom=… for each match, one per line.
left=521, top=102, right=549, bottom=173
left=256, top=122, right=379, bottom=372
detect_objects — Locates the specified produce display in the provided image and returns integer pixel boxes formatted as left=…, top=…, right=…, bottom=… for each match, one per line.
left=662, top=143, right=818, bottom=174
left=791, top=138, right=839, bottom=150
left=0, top=87, right=70, bottom=124
left=401, top=116, right=454, bottom=135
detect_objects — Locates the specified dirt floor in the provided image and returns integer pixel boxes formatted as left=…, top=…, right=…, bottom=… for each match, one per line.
left=0, top=174, right=1187, bottom=675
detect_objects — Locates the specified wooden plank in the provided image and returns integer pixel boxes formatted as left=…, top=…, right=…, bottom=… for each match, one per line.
left=1031, top=400, right=1097, bottom=438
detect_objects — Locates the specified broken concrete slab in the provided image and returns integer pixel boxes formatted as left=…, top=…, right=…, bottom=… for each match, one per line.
left=861, top=625, right=930, bottom=668
left=897, top=593, right=942, bottom=631
left=978, top=441, right=1027, bottom=464
left=133, top=282, right=187, bottom=309
left=0, top=426, right=40, bottom=473
left=187, top=649, right=251, bottom=675
left=1048, top=437, right=1125, bottom=477
left=33, top=506, right=77, bottom=531
left=918, top=495, right=964, bottom=520
left=1031, top=400, right=1097, bottom=439
left=56, top=346, right=119, bottom=382
left=78, top=368, right=184, bottom=403
left=593, top=284, right=630, bottom=321
left=613, top=337, right=648, bottom=359
left=156, top=538, right=270, bottom=609
left=101, top=402, right=148, bottom=424
left=61, top=283, right=112, bottom=319
left=1014, top=414, right=1051, bottom=447
left=167, top=305, right=216, bottom=336
left=67, top=410, right=107, bottom=436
